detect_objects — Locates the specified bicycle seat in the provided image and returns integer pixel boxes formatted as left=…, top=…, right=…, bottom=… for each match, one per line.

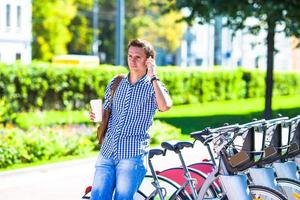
left=148, top=149, right=164, bottom=159
left=161, top=141, right=193, bottom=153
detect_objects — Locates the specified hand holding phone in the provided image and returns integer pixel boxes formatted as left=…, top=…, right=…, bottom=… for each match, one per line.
left=146, top=56, right=156, bottom=78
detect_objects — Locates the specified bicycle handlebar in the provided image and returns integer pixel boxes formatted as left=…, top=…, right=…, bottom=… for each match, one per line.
left=238, top=117, right=288, bottom=132
left=210, top=124, right=239, bottom=133
left=283, top=115, right=300, bottom=127
left=239, top=119, right=266, bottom=129
left=190, top=124, right=239, bottom=146
left=289, top=115, right=300, bottom=122
left=266, top=116, right=289, bottom=125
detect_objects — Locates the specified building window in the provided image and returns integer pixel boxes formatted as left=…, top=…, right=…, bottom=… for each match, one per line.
left=6, top=4, right=11, bottom=27
left=16, top=53, right=21, bottom=60
left=17, top=6, right=21, bottom=28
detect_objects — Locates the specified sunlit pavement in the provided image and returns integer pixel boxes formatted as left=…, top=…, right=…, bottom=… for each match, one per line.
left=0, top=142, right=209, bottom=200
left=0, top=158, right=95, bottom=200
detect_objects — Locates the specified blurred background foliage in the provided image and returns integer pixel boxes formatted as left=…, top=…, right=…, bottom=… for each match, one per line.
left=31, top=0, right=186, bottom=63
left=0, top=120, right=181, bottom=168
left=0, top=63, right=299, bottom=119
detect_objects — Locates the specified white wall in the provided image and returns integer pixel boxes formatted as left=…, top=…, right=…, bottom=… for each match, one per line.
left=0, top=0, right=32, bottom=64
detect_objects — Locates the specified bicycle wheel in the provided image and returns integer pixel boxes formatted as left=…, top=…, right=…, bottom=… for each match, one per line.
left=158, top=167, right=217, bottom=198
left=82, top=186, right=92, bottom=199
left=134, top=190, right=147, bottom=200
left=249, top=185, right=287, bottom=200
left=138, top=174, right=188, bottom=200
left=276, top=178, right=300, bottom=200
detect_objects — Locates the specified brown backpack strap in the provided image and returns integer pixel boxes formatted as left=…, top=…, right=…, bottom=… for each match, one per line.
left=109, top=74, right=126, bottom=106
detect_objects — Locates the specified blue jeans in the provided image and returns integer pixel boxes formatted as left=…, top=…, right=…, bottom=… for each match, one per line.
left=91, top=153, right=147, bottom=200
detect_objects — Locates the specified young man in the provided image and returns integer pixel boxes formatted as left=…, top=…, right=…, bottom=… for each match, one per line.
left=90, top=39, right=172, bottom=200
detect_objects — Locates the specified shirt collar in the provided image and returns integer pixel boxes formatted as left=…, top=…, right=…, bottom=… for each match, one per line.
left=125, top=73, right=148, bottom=85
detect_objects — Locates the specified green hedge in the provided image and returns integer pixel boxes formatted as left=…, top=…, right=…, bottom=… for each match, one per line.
left=0, top=63, right=126, bottom=113
left=0, top=120, right=181, bottom=168
left=159, top=68, right=246, bottom=104
left=1, top=63, right=300, bottom=116
left=0, top=126, right=96, bottom=168
left=15, top=110, right=89, bottom=129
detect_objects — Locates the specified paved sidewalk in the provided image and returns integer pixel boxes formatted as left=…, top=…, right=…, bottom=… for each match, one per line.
left=0, top=158, right=95, bottom=200
left=0, top=141, right=209, bottom=200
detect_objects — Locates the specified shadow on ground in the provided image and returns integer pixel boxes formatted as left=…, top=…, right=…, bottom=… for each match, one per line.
left=156, top=107, right=300, bottom=134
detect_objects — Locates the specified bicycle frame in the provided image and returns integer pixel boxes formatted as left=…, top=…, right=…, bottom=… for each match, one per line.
left=148, top=156, right=166, bottom=200
left=197, top=151, right=252, bottom=200
left=246, top=116, right=300, bottom=199
left=192, top=122, right=289, bottom=200
left=160, top=141, right=200, bottom=199
left=273, top=161, right=299, bottom=180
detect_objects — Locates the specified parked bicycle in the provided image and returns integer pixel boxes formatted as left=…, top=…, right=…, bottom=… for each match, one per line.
left=243, top=116, right=300, bottom=199
left=191, top=123, right=287, bottom=200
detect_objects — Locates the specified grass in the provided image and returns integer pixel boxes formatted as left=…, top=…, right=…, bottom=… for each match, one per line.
left=155, top=95, right=300, bottom=134
left=14, top=95, right=299, bottom=134
left=15, top=110, right=90, bottom=129
left=14, top=95, right=300, bottom=134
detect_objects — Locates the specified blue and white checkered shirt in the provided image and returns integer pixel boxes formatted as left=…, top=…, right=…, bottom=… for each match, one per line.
left=100, top=74, right=166, bottom=160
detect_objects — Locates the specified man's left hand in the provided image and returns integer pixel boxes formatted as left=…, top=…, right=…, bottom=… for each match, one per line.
left=146, top=57, right=156, bottom=78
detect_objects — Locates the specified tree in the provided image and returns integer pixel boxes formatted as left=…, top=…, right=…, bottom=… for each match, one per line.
left=32, top=0, right=95, bottom=60
left=68, top=0, right=94, bottom=55
left=32, top=0, right=77, bottom=61
left=170, top=0, right=300, bottom=119
left=32, top=0, right=186, bottom=63
left=96, top=0, right=186, bottom=64
left=127, top=10, right=186, bottom=53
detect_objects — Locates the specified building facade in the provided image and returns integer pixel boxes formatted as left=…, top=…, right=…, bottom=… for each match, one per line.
left=0, top=0, right=31, bottom=64
left=179, top=20, right=300, bottom=72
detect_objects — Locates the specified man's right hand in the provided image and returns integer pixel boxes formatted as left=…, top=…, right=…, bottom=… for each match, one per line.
left=89, top=111, right=95, bottom=122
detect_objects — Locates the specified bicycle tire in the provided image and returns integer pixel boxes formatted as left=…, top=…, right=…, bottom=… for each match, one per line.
left=134, top=190, right=148, bottom=200
left=138, top=174, right=189, bottom=199
left=158, top=167, right=217, bottom=198
left=249, top=185, right=288, bottom=200
left=276, top=177, right=300, bottom=200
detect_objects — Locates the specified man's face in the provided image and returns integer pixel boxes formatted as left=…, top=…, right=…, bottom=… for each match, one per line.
left=127, top=46, right=147, bottom=74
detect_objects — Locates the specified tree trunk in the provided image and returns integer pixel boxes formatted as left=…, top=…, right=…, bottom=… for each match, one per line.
left=264, top=20, right=275, bottom=119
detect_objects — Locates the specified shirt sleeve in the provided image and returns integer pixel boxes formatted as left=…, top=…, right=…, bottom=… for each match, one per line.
left=103, top=77, right=117, bottom=110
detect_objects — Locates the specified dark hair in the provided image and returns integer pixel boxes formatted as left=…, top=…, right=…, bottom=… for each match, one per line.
left=127, top=39, right=156, bottom=59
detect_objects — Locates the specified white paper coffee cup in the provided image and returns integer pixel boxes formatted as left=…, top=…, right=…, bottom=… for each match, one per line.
left=90, top=99, right=102, bottom=122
